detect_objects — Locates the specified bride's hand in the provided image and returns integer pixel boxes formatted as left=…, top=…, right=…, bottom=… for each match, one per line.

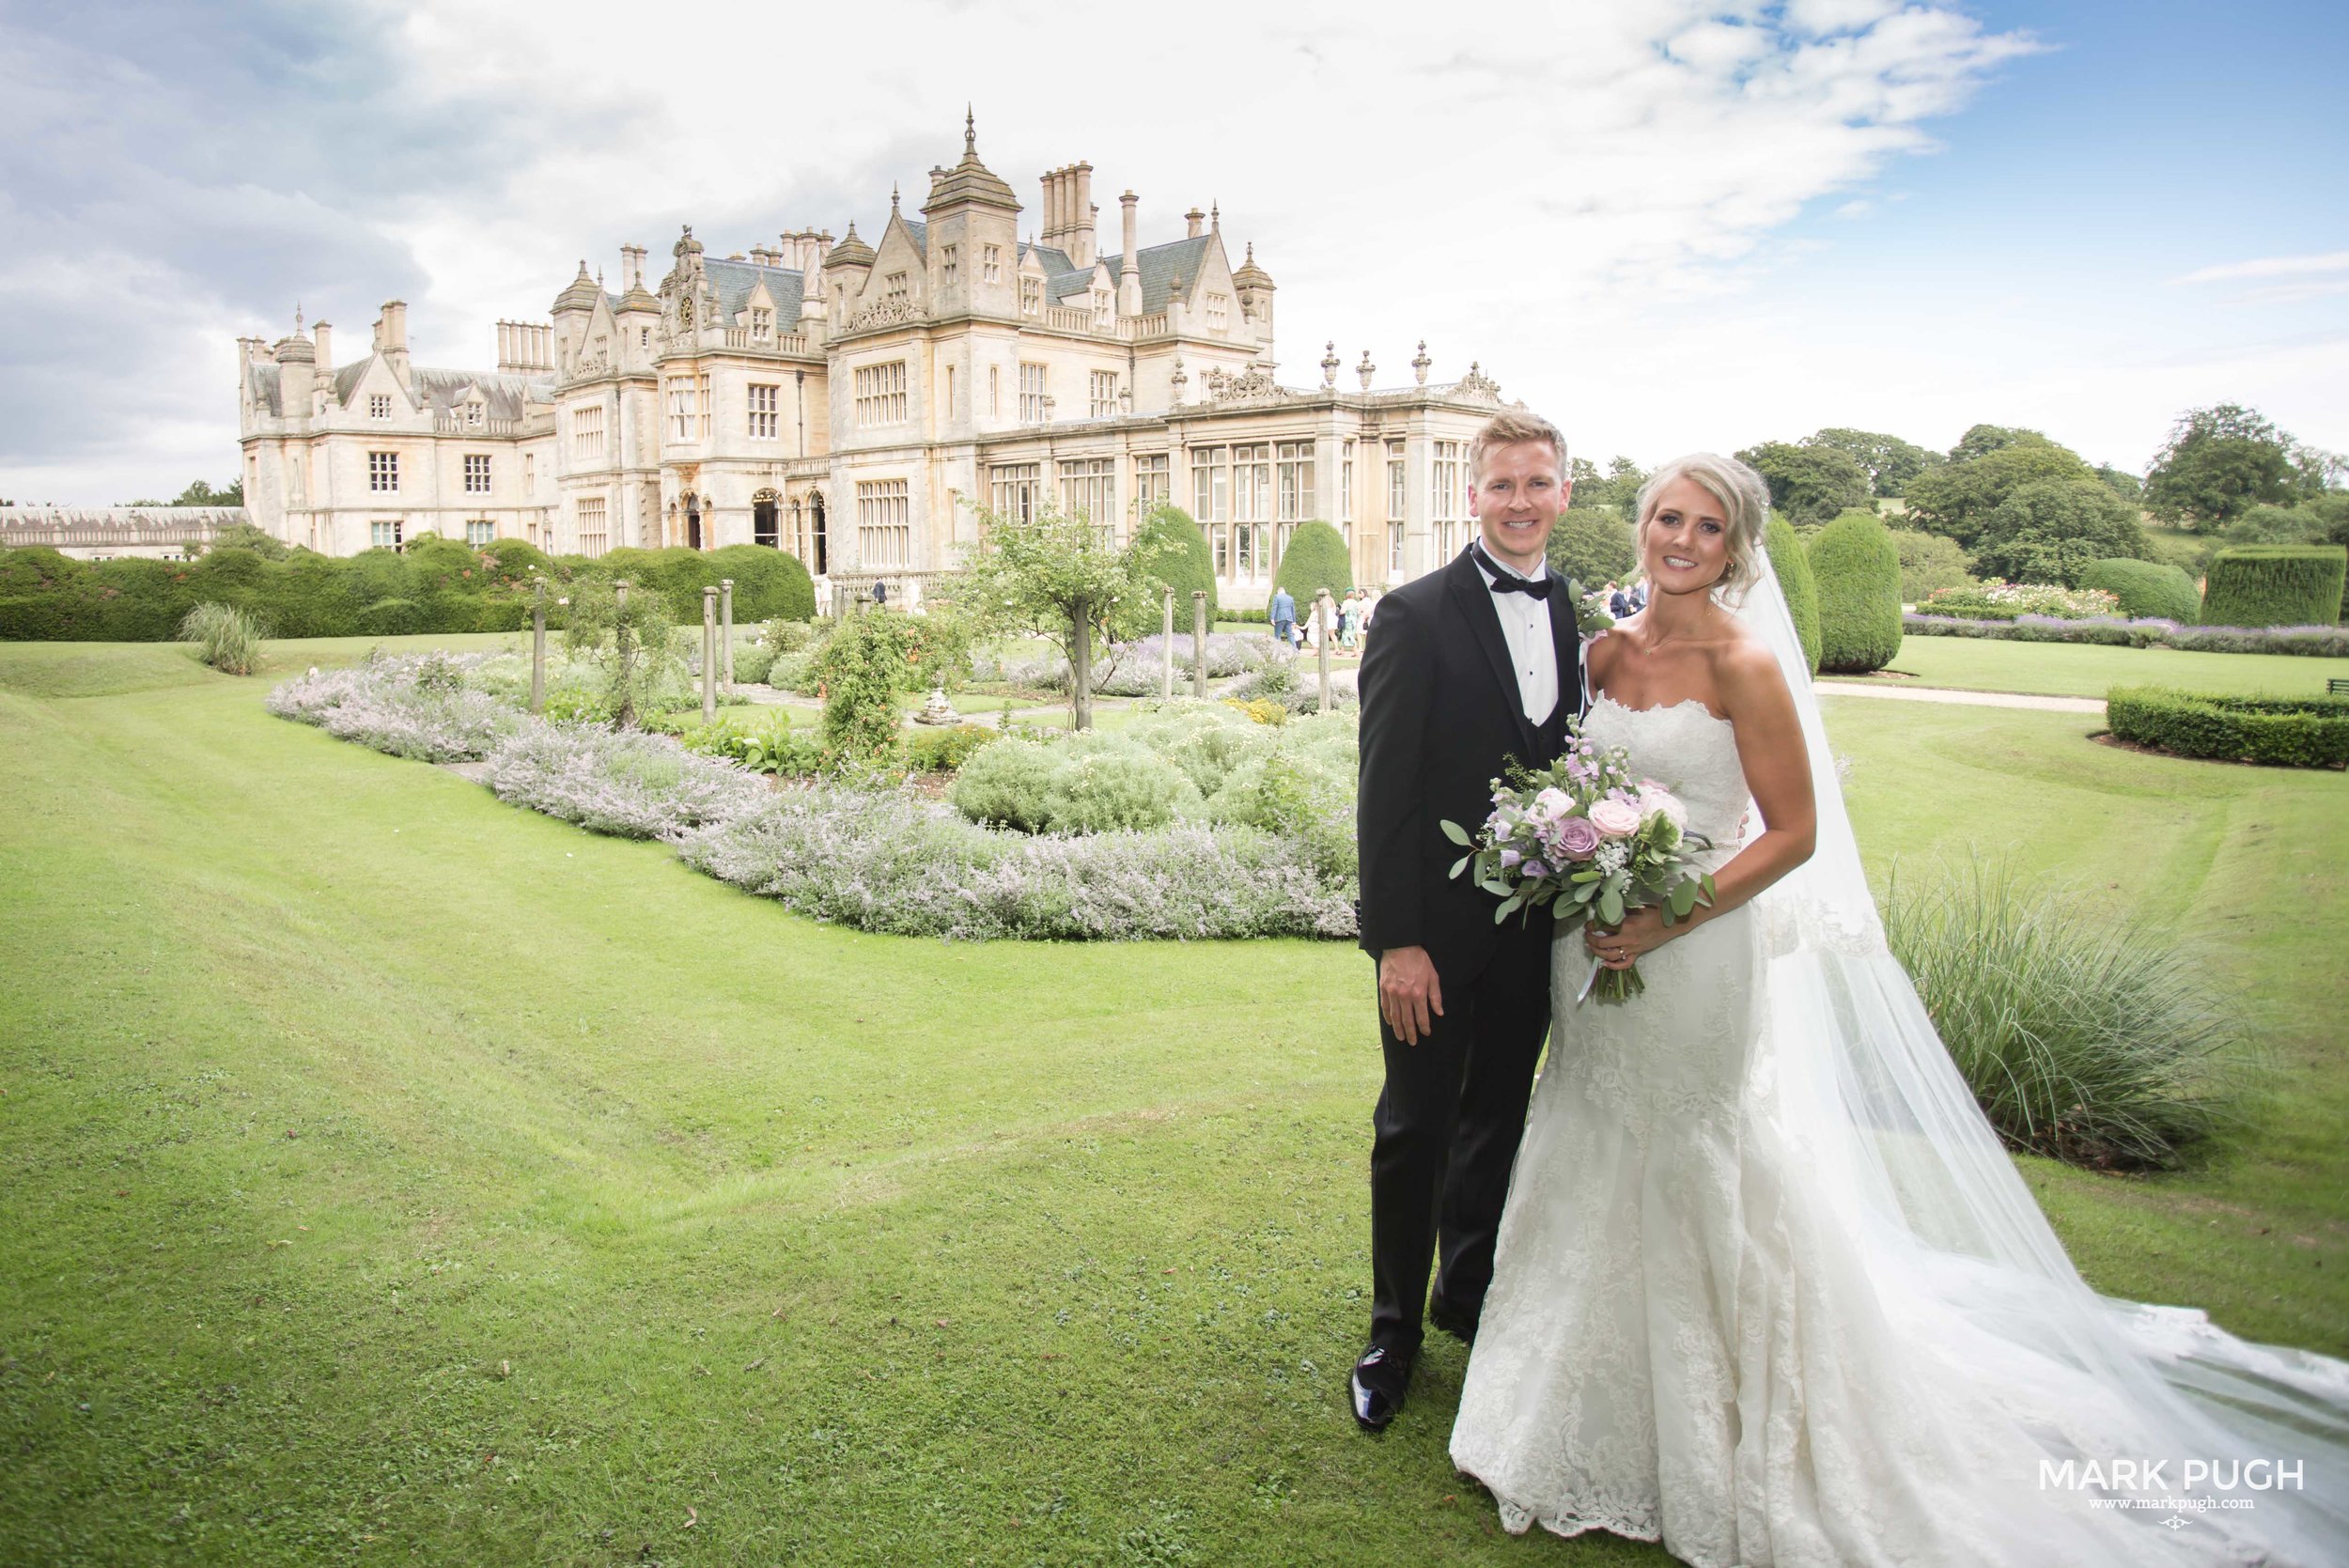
left=1585, top=906, right=1681, bottom=970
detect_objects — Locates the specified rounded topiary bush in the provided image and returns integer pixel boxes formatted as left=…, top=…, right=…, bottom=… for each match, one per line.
left=2107, top=687, right=2349, bottom=768
left=1272, top=520, right=1352, bottom=611
left=1119, top=505, right=1217, bottom=638
left=1764, top=515, right=1822, bottom=675
left=2198, top=545, right=2347, bottom=628
left=710, top=544, right=817, bottom=622
left=1806, top=510, right=1903, bottom=673
left=2080, top=558, right=2200, bottom=623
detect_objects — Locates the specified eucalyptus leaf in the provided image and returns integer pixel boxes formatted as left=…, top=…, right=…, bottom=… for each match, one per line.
left=1450, top=854, right=1471, bottom=879
left=1599, top=888, right=1624, bottom=926
left=1440, top=819, right=1472, bottom=846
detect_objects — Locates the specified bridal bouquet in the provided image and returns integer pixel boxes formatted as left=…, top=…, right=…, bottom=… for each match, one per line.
left=1442, top=728, right=1715, bottom=1002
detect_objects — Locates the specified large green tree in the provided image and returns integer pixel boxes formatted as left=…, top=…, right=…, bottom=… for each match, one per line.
left=1900, top=433, right=2096, bottom=548
left=1970, top=479, right=2149, bottom=587
left=1546, top=509, right=1638, bottom=590
left=1948, top=424, right=2040, bottom=464
left=1734, top=441, right=1873, bottom=525
left=1805, top=427, right=1941, bottom=498
left=2143, top=403, right=2311, bottom=529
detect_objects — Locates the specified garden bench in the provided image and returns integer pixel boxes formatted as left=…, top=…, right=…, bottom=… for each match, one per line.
left=2330, top=678, right=2349, bottom=696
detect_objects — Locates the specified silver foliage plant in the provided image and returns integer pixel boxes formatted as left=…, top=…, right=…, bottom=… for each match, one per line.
left=678, top=784, right=1355, bottom=941
left=485, top=724, right=771, bottom=841
left=266, top=653, right=519, bottom=762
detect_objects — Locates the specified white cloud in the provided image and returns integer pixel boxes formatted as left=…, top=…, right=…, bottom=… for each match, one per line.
left=1, top=0, right=2079, bottom=502
left=2171, top=251, right=2349, bottom=286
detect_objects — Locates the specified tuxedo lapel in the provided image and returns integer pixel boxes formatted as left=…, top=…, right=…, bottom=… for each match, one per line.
left=1548, top=579, right=1585, bottom=718
left=1444, top=551, right=1540, bottom=762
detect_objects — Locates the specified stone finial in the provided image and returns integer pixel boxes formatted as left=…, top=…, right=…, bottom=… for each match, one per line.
left=1170, top=354, right=1189, bottom=405
left=1321, top=339, right=1340, bottom=390
left=891, top=183, right=900, bottom=214
left=965, top=104, right=977, bottom=157
left=1357, top=349, right=1375, bottom=391
left=1411, top=339, right=1432, bottom=385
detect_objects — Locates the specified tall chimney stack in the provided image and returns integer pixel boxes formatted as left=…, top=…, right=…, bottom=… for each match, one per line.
left=1186, top=207, right=1205, bottom=239
left=1071, top=163, right=1095, bottom=267
left=313, top=319, right=332, bottom=371
left=1118, top=192, right=1142, bottom=316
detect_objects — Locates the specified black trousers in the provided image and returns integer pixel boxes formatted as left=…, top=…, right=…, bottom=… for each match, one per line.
left=1367, top=920, right=1553, bottom=1354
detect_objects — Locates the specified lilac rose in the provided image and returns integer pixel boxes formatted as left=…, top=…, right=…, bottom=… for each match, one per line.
left=1555, top=816, right=1602, bottom=860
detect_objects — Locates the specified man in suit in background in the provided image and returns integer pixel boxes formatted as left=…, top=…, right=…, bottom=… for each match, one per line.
left=1270, top=584, right=1297, bottom=651
left=1349, top=407, right=1583, bottom=1431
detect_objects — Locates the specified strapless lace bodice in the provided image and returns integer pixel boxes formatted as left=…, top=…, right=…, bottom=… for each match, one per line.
left=1579, top=693, right=1747, bottom=869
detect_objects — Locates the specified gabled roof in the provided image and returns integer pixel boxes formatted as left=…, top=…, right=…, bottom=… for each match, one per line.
left=318, top=360, right=550, bottom=418
left=1018, top=241, right=1075, bottom=274
left=703, top=257, right=806, bottom=326
left=898, top=217, right=926, bottom=257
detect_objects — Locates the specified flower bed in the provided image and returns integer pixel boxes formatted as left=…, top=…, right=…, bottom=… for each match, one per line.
left=2105, top=687, right=2349, bottom=768
left=1919, top=581, right=2123, bottom=621
left=270, top=664, right=1359, bottom=939
left=1903, top=613, right=2349, bottom=658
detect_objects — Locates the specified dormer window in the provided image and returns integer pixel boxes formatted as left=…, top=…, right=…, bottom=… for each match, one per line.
left=884, top=272, right=909, bottom=306
left=751, top=307, right=772, bottom=342
left=941, top=244, right=959, bottom=287
left=1094, top=288, right=1111, bottom=324
left=1020, top=277, right=1041, bottom=316
left=465, top=403, right=484, bottom=427
left=370, top=395, right=391, bottom=420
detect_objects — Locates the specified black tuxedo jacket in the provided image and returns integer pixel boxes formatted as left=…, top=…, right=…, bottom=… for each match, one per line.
left=1356, top=548, right=1586, bottom=977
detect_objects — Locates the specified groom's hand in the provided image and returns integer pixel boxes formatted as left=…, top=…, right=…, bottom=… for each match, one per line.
left=1378, top=946, right=1443, bottom=1047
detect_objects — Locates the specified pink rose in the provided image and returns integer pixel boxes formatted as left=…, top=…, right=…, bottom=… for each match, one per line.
left=1531, top=786, right=1572, bottom=823
left=1590, top=800, right=1641, bottom=838
left=1636, top=785, right=1688, bottom=831
left=1555, top=816, right=1602, bottom=860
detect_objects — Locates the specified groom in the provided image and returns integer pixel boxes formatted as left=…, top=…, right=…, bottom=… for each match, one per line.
left=1350, top=408, right=1581, bottom=1430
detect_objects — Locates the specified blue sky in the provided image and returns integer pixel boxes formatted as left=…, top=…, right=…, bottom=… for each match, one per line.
left=0, top=1, right=2341, bottom=504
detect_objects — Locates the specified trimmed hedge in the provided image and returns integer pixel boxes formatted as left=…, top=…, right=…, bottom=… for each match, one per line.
left=2107, top=687, right=2349, bottom=768
left=0, top=540, right=816, bottom=642
left=2198, top=545, right=2346, bottom=629
left=1272, top=520, right=1352, bottom=608
left=2077, top=559, right=2201, bottom=624
left=1807, top=510, right=1903, bottom=674
left=1117, top=505, right=1218, bottom=638
left=1764, top=515, right=1822, bottom=675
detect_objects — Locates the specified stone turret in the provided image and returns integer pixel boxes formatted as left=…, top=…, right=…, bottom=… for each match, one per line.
left=924, top=110, right=1021, bottom=319
left=273, top=309, right=315, bottom=423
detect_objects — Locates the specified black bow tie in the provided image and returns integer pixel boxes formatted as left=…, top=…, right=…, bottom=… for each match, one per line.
left=1474, top=547, right=1554, bottom=599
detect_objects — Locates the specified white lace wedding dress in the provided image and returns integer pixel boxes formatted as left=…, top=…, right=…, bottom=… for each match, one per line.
left=1449, top=636, right=2349, bottom=1566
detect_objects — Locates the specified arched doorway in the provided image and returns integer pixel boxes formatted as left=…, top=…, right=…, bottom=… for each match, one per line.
left=685, top=493, right=703, bottom=551
left=753, top=489, right=780, bottom=549
left=808, top=491, right=828, bottom=575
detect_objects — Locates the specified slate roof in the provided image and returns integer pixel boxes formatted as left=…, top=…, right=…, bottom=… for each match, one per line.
left=1045, top=235, right=1211, bottom=315
left=703, top=257, right=806, bottom=327
left=300, top=361, right=550, bottom=418
left=898, top=217, right=926, bottom=257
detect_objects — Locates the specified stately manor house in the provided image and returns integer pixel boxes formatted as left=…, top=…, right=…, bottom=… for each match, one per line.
left=235, top=118, right=1518, bottom=606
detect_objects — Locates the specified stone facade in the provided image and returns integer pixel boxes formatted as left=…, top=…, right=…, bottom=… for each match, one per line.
left=0, top=507, right=244, bottom=561
left=236, top=118, right=1521, bottom=607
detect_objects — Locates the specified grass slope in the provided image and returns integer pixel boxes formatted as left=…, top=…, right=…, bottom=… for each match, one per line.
left=0, top=640, right=2341, bottom=1566
left=1850, top=634, right=2349, bottom=699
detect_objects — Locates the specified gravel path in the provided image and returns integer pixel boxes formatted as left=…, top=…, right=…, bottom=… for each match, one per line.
left=1814, top=681, right=2104, bottom=714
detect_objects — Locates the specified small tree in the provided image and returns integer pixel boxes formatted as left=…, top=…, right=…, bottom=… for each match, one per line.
left=812, top=608, right=918, bottom=768
left=564, top=580, right=680, bottom=727
left=961, top=502, right=1163, bottom=730
left=1888, top=528, right=1975, bottom=604
left=1547, top=509, right=1638, bottom=590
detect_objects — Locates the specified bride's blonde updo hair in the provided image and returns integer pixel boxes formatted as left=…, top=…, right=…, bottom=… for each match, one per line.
left=1631, top=452, right=1772, bottom=602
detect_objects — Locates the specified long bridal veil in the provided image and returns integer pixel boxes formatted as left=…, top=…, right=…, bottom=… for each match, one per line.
left=1728, top=551, right=2348, bottom=1562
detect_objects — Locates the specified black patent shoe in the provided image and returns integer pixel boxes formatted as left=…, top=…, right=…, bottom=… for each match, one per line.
left=1349, top=1343, right=1413, bottom=1432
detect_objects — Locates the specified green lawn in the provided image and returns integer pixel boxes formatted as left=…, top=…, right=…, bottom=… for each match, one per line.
left=1846, top=633, right=2349, bottom=699
left=1, top=641, right=2341, bottom=1565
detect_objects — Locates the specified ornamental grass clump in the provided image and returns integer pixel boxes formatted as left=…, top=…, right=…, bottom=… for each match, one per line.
left=1884, top=856, right=2247, bottom=1171
left=178, top=601, right=269, bottom=675
left=485, top=723, right=770, bottom=839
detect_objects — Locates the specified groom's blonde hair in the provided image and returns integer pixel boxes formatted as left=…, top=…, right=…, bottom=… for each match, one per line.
left=1469, top=409, right=1568, bottom=481
left=1634, top=453, right=1771, bottom=600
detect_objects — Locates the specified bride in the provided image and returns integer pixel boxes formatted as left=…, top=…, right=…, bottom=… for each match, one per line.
left=1447, top=453, right=2349, bottom=1565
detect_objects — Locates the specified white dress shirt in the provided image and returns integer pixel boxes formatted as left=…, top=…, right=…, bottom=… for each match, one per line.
left=1471, top=545, right=1561, bottom=724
